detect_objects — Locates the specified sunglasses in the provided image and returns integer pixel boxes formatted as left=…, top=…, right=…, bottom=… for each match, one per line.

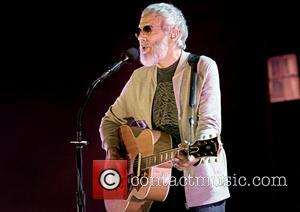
left=135, top=25, right=162, bottom=38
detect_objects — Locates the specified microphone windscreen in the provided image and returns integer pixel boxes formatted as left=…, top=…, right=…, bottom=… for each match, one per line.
left=125, top=47, right=139, bottom=62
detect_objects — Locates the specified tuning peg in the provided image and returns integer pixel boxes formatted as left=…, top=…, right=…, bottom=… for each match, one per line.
left=214, top=158, right=218, bottom=162
left=208, top=158, right=211, bottom=163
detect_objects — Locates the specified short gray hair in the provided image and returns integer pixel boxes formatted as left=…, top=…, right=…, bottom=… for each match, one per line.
left=142, top=3, right=188, bottom=49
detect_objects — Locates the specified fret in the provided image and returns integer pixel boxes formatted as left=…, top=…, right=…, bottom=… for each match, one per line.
left=161, top=153, right=164, bottom=163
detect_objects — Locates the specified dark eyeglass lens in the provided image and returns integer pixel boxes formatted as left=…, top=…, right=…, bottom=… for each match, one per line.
left=136, top=25, right=152, bottom=37
left=143, top=25, right=152, bottom=33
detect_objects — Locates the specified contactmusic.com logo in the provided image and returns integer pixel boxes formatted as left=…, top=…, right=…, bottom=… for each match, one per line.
left=93, top=160, right=128, bottom=199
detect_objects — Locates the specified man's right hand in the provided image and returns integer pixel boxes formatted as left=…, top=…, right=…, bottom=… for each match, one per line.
left=106, top=147, right=121, bottom=160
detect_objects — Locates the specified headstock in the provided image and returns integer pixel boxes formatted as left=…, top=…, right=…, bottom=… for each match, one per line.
left=189, top=136, right=219, bottom=158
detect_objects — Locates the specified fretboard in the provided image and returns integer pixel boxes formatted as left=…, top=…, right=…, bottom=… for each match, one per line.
left=141, top=148, right=180, bottom=170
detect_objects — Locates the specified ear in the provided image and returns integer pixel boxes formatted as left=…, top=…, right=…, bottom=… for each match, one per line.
left=169, top=27, right=179, bottom=40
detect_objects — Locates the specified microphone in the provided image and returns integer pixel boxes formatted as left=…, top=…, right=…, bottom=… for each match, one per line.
left=103, top=47, right=139, bottom=78
left=123, top=47, right=139, bottom=62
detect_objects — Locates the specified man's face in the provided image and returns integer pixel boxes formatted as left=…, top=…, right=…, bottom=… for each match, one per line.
left=137, top=13, right=169, bottom=66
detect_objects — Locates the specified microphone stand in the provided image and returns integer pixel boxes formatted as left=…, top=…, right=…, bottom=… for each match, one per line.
left=187, top=54, right=200, bottom=150
left=70, top=55, right=130, bottom=212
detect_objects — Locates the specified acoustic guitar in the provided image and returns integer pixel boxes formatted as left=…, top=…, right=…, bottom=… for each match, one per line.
left=104, top=125, right=219, bottom=212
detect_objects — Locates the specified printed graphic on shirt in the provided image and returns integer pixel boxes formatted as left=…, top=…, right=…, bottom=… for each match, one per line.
left=152, top=81, right=180, bottom=145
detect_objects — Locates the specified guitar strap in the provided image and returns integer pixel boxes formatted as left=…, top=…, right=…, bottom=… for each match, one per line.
left=188, top=53, right=200, bottom=108
left=187, top=53, right=200, bottom=146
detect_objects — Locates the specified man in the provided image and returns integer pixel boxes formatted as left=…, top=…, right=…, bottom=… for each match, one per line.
left=100, top=3, right=230, bottom=212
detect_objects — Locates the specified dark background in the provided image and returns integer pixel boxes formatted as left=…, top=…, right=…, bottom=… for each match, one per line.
left=1, top=0, right=299, bottom=211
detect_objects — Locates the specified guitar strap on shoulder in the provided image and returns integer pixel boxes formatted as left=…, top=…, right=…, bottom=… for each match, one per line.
left=187, top=53, right=200, bottom=146
left=188, top=53, right=200, bottom=108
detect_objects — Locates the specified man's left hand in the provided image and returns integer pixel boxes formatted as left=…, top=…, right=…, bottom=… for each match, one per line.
left=172, top=144, right=200, bottom=171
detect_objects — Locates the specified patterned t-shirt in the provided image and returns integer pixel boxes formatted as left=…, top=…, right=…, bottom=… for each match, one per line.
left=152, top=59, right=180, bottom=146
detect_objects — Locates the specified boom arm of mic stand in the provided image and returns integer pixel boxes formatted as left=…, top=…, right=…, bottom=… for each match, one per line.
left=69, top=59, right=125, bottom=212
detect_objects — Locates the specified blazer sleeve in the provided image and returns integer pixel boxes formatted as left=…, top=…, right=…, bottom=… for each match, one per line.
left=195, top=58, right=222, bottom=140
left=99, top=71, right=138, bottom=151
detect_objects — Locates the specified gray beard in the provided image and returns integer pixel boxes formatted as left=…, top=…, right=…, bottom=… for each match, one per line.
left=140, top=37, right=168, bottom=67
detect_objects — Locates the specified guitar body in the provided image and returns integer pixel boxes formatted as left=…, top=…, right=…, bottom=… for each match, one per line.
left=104, top=125, right=173, bottom=212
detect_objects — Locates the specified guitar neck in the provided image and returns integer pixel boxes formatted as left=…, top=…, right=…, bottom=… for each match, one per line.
left=139, top=137, right=219, bottom=170
left=141, top=148, right=180, bottom=170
